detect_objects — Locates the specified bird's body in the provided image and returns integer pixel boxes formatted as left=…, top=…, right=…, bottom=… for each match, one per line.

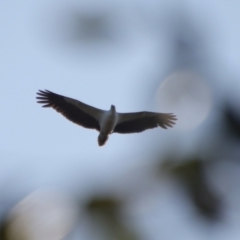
left=100, top=105, right=118, bottom=134
left=98, top=105, right=118, bottom=146
left=36, top=90, right=177, bottom=146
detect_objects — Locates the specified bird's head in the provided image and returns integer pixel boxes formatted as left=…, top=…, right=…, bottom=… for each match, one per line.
left=110, top=105, right=116, bottom=112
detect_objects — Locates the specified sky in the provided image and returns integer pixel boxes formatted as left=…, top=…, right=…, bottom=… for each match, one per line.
left=1, top=0, right=240, bottom=239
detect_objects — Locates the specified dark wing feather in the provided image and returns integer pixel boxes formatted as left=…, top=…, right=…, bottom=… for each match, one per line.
left=114, top=112, right=177, bottom=134
left=36, top=90, right=101, bottom=131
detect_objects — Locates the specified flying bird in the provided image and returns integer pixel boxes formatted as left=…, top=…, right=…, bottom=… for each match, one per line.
left=36, top=90, right=177, bottom=146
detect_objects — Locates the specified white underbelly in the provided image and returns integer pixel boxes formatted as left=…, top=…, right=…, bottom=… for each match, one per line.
left=100, top=113, right=118, bottom=134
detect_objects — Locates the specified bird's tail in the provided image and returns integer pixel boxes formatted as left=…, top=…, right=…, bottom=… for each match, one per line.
left=98, top=133, right=109, bottom=146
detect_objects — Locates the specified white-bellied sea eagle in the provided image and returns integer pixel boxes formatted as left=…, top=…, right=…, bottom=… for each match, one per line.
left=36, top=90, right=177, bottom=146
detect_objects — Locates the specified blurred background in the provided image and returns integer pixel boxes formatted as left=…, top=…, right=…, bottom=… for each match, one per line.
left=1, top=0, right=240, bottom=239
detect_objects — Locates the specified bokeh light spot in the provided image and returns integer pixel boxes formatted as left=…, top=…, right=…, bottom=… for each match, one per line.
left=156, top=70, right=212, bottom=130
left=6, top=190, right=77, bottom=240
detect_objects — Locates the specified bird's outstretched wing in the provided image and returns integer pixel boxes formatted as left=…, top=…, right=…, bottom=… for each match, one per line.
left=36, top=90, right=104, bottom=131
left=114, top=112, right=177, bottom=133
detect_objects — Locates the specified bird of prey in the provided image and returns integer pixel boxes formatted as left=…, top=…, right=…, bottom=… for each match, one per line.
left=36, top=90, right=177, bottom=146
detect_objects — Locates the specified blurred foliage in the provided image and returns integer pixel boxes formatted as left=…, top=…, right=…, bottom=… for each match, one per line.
left=223, top=103, right=240, bottom=140
left=0, top=219, right=7, bottom=240
left=85, top=196, right=138, bottom=240
left=0, top=212, right=30, bottom=240
left=161, top=157, right=222, bottom=220
left=157, top=99, right=240, bottom=223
